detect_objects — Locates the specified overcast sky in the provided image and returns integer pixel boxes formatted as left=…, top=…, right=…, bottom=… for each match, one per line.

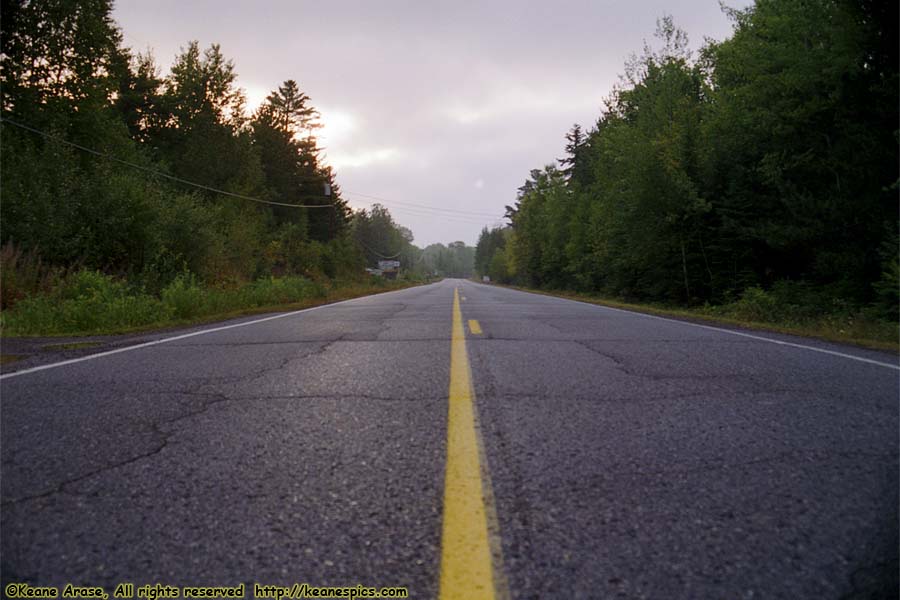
left=112, top=0, right=751, bottom=247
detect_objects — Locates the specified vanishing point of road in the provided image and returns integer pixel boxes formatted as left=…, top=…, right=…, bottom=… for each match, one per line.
left=2, top=279, right=897, bottom=599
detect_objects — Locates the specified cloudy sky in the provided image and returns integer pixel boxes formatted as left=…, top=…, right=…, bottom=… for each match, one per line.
left=112, top=0, right=750, bottom=247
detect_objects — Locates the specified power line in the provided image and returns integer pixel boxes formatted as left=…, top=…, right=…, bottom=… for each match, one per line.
left=343, top=190, right=503, bottom=218
left=357, top=239, right=403, bottom=259
left=347, top=198, right=505, bottom=225
left=0, top=116, right=334, bottom=209
left=376, top=204, right=501, bottom=225
left=1, top=116, right=508, bottom=233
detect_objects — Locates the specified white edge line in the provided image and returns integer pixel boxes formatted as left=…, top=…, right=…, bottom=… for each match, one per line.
left=472, top=282, right=900, bottom=371
left=0, top=285, right=423, bottom=380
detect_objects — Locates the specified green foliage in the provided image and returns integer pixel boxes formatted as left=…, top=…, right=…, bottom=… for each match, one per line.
left=322, top=236, right=367, bottom=280
left=873, top=233, right=900, bottom=321
left=0, top=0, right=125, bottom=117
left=351, top=204, right=411, bottom=267
left=727, top=286, right=781, bottom=322
left=160, top=274, right=205, bottom=319
left=475, top=227, right=509, bottom=281
left=700, top=0, right=897, bottom=295
left=3, top=270, right=171, bottom=334
left=477, top=2, right=898, bottom=327
left=508, top=166, right=571, bottom=288
left=0, top=268, right=333, bottom=336
left=241, top=277, right=325, bottom=306
left=0, top=120, right=155, bottom=271
left=488, top=247, right=510, bottom=283
left=1, top=1, right=361, bottom=300
left=419, top=242, right=475, bottom=278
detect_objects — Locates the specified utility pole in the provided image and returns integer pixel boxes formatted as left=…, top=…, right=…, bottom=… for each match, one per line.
left=325, top=182, right=334, bottom=239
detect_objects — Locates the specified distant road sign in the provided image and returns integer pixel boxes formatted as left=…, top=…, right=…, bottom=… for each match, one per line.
left=378, top=260, right=401, bottom=271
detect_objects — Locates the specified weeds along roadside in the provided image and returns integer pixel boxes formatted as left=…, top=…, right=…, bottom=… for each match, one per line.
left=0, top=251, right=425, bottom=337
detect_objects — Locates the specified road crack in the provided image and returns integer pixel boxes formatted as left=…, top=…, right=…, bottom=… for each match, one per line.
left=1, top=391, right=233, bottom=507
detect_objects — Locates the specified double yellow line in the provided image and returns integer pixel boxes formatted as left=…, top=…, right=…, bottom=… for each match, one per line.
left=439, top=288, right=506, bottom=600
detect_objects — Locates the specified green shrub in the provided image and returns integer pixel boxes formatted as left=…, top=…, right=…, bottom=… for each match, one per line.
left=728, top=286, right=781, bottom=322
left=873, top=234, right=900, bottom=322
left=242, top=276, right=325, bottom=306
left=58, top=269, right=126, bottom=301
left=2, top=269, right=171, bottom=335
left=161, top=274, right=205, bottom=319
left=0, top=268, right=387, bottom=336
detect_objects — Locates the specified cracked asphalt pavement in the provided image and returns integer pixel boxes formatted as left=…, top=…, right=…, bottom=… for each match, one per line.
left=1, top=279, right=897, bottom=599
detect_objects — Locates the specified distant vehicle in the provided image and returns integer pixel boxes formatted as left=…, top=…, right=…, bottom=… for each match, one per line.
left=482, top=276, right=491, bottom=283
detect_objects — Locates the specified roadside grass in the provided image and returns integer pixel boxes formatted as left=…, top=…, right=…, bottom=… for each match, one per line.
left=0, top=354, right=24, bottom=364
left=0, top=270, right=425, bottom=337
left=488, top=283, right=899, bottom=353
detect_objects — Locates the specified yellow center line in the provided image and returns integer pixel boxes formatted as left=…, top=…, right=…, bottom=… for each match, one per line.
left=468, top=319, right=483, bottom=335
left=439, top=288, right=505, bottom=600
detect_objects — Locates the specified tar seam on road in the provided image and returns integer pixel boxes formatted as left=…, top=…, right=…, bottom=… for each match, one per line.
left=439, top=287, right=508, bottom=600
left=0, top=286, right=418, bottom=381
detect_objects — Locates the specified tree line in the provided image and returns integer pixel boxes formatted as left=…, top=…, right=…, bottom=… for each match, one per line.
left=0, top=0, right=473, bottom=307
left=353, top=204, right=474, bottom=278
left=476, top=0, right=898, bottom=320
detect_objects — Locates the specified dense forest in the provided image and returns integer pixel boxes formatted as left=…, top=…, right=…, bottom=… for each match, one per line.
left=0, top=0, right=473, bottom=332
left=352, top=205, right=474, bottom=278
left=476, top=0, right=898, bottom=324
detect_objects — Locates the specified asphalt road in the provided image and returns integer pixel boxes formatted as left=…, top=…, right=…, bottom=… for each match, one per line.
left=2, top=279, right=897, bottom=599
